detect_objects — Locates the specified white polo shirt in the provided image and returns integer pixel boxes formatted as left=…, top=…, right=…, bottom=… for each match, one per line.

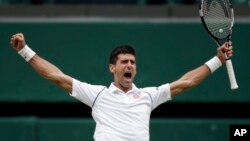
left=71, top=79, right=171, bottom=141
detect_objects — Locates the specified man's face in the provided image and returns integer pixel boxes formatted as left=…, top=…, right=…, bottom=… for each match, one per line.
left=109, top=53, right=136, bottom=92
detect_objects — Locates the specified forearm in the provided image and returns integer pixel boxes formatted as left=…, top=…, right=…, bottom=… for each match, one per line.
left=29, top=55, right=63, bottom=81
left=182, top=56, right=223, bottom=87
left=180, top=64, right=210, bottom=87
left=170, top=56, right=222, bottom=96
left=28, top=55, right=72, bottom=93
left=170, top=65, right=210, bottom=95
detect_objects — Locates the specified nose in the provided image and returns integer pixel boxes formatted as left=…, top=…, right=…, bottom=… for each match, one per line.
left=128, top=60, right=134, bottom=66
left=126, top=61, right=133, bottom=69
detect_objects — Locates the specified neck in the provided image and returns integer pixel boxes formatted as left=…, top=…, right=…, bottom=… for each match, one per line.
left=114, top=82, right=132, bottom=93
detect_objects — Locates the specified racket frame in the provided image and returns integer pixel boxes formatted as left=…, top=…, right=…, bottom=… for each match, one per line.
left=199, top=0, right=238, bottom=90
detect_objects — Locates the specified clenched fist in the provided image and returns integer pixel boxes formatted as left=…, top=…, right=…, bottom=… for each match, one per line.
left=10, top=33, right=26, bottom=52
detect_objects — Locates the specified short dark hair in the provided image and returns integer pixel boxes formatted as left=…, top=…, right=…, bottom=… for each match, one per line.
left=109, top=45, right=136, bottom=64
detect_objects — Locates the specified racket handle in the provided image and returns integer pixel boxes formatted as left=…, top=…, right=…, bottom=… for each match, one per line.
left=225, top=59, right=238, bottom=90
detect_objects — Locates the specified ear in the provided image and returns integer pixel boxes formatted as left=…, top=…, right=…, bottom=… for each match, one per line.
left=109, top=64, right=115, bottom=73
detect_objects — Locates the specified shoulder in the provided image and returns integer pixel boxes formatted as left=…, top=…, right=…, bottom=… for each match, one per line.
left=140, top=87, right=158, bottom=94
left=140, top=83, right=170, bottom=94
left=72, top=78, right=107, bottom=93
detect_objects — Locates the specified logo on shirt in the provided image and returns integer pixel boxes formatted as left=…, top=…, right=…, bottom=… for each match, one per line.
left=133, top=91, right=141, bottom=99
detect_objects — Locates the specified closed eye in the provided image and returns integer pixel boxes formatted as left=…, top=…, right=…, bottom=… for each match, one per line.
left=121, top=60, right=135, bottom=65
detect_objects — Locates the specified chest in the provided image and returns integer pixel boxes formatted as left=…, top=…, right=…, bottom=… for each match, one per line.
left=94, top=91, right=152, bottom=114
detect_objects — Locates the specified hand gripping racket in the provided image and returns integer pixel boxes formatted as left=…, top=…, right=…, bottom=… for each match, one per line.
left=199, top=0, right=238, bottom=90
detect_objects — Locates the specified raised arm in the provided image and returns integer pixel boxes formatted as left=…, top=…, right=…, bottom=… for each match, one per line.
left=10, top=33, right=73, bottom=93
left=170, top=43, right=233, bottom=96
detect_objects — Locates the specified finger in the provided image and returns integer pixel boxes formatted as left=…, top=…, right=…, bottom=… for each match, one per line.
left=223, top=42, right=228, bottom=47
left=227, top=49, right=233, bottom=54
left=16, top=33, right=23, bottom=38
left=15, top=34, right=22, bottom=40
left=219, top=44, right=227, bottom=53
left=228, top=46, right=233, bottom=52
left=12, top=33, right=23, bottom=39
left=11, top=37, right=19, bottom=46
left=227, top=52, right=233, bottom=58
left=12, top=35, right=18, bottom=41
left=13, top=40, right=18, bottom=46
left=227, top=50, right=233, bottom=57
left=11, top=35, right=17, bottom=41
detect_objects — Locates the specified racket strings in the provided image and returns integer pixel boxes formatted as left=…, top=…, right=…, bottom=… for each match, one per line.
left=202, top=0, right=233, bottom=39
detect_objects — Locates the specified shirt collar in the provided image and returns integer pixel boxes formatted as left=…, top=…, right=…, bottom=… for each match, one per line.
left=109, top=83, right=139, bottom=94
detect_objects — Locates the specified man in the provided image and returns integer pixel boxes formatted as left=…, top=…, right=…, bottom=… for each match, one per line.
left=10, top=33, right=233, bottom=141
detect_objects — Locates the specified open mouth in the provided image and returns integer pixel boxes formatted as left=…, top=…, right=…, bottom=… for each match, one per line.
left=124, top=72, right=132, bottom=79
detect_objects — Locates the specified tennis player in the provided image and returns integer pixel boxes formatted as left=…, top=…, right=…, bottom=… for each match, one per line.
left=10, top=33, right=233, bottom=141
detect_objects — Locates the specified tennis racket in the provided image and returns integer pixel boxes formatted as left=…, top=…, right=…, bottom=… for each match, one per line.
left=199, top=0, right=238, bottom=90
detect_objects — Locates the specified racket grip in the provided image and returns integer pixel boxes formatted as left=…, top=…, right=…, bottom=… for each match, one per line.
left=225, top=59, right=238, bottom=90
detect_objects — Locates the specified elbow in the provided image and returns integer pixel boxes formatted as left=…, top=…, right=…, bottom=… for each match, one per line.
left=45, top=72, right=72, bottom=93
left=171, top=79, right=193, bottom=96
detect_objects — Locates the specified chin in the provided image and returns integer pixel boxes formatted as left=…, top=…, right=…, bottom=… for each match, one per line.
left=122, top=82, right=132, bottom=88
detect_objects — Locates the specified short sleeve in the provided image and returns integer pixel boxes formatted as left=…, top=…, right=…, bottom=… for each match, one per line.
left=70, top=79, right=106, bottom=107
left=142, top=83, right=171, bottom=110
